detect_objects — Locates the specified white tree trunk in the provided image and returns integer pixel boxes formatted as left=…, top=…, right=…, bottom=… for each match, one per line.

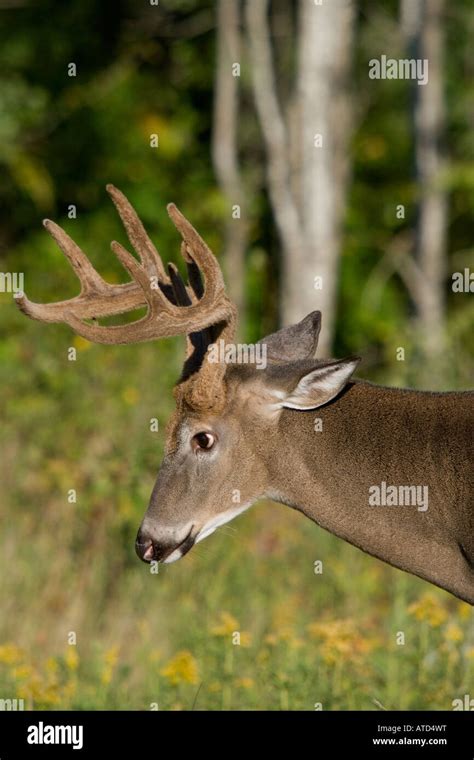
left=212, top=0, right=247, bottom=321
left=246, top=0, right=355, bottom=355
left=402, top=0, right=447, bottom=363
left=246, top=0, right=303, bottom=263
left=294, top=0, right=355, bottom=354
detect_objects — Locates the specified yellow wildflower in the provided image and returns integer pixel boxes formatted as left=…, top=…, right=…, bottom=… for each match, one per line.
left=62, top=680, right=77, bottom=700
left=0, top=644, right=24, bottom=665
left=38, top=686, right=61, bottom=706
left=264, top=633, right=278, bottom=646
left=457, top=602, right=472, bottom=621
left=289, top=637, right=304, bottom=649
left=18, top=673, right=60, bottom=705
left=444, top=624, right=463, bottom=643
left=45, top=657, right=58, bottom=677
left=10, top=664, right=34, bottom=681
left=73, top=335, right=92, bottom=351
left=100, top=646, right=119, bottom=686
left=257, top=649, right=270, bottom=664
left=65, top=647, right=79, bottom=672
left=210, top=612, right=239, bottom=637
left=104, top=646, right=119, bottom=667
left=307, top=619, right=376, bottom=665
left=408, top=593, right=448, bottom=627
left=234, top=677, right=254, bottom=689
left=265, top=626, right=301, bottom=648
left=271, top=597, right=300, bottom=629
left=101, top=667, right=113, bottom=686
left=238, top=631, right=252, bottom=648
left=161, top=650, right=199, bottom=686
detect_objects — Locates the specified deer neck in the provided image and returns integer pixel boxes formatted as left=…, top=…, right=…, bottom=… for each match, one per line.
left=265, top=380, right=474, bottom=602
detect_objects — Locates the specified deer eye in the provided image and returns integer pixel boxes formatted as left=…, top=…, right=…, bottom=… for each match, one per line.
left=192, top=432, right=216, bottom=452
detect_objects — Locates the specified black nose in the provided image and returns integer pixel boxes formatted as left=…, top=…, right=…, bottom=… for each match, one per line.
left=135, top=530, right=156, bottom=563
left=135, top=525, right=196, bottom=564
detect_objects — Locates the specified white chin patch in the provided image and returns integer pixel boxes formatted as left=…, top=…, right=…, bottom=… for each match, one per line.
left=162, top=548, right=185, bottom=564
left=195, top=503, right=251, bottom=545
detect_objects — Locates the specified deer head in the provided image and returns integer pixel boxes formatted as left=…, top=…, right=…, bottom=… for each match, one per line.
left=17, top=186, right=359, bottom=565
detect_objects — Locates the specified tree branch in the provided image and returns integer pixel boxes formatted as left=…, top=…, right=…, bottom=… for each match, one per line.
left=212, top=0, right=247, bottom=317
left=245, top=0, right=302, bottom=256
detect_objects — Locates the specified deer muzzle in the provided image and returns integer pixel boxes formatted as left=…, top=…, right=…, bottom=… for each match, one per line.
left=135, top=524, right=195, bottom=564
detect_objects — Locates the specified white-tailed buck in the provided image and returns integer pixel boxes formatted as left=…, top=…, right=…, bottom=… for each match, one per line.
left=17, top=187, right=474, bottom=603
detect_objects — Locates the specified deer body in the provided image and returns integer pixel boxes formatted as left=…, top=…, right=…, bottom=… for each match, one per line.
left=16, top=185, right=474, bottom=604
left=264, top=380, right=474, bottom=603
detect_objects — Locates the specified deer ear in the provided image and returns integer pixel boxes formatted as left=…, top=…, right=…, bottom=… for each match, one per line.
left=280, top=357, right=360, bottom=410
left=257, top=311, right=321, bottom=362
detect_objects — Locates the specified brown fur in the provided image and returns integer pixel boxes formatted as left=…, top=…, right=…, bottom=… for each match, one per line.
left=16, top=186, right=474, bottom=602
left=140, top=359, right=474, bottom=603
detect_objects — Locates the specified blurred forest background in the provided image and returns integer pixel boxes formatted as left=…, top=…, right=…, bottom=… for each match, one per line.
left=0, top=0, right=473, bottom=710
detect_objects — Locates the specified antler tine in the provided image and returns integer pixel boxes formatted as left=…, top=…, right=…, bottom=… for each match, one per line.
left=107, top=187, right=204, bottom=309
left=106, top=184, right=167, bottom=281
left=15, top=187, right=172, bottom=329
left=17, top=187, right=237, bottom=352
left=60, top=281, right=235, bottom=344
left=43, top=219, right=107, bottom=294
left=15, top=217, right=146, bottom=324
left=166, top=203, right=226, bottom=302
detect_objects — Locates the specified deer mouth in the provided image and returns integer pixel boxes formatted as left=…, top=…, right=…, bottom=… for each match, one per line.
left=161, top=527, right=196, bottom=564
left=135, top=525, right=195, bottom=564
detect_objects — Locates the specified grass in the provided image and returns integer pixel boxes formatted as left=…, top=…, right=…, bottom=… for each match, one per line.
left=1, top=302, right=473, bottom=711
